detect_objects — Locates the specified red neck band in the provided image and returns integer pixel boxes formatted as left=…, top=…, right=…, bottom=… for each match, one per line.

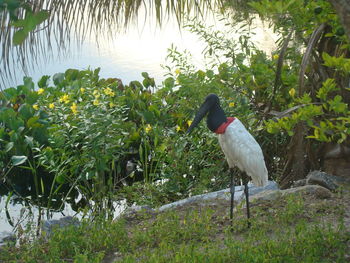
left=215, top=117, right=235, bottom=134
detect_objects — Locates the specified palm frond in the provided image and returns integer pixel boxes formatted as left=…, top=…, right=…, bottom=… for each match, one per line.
left=0, top=0, right=231, bottom=89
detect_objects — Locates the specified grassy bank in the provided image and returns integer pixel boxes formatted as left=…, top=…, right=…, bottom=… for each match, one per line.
left=1, top=191, right=349, bottom=263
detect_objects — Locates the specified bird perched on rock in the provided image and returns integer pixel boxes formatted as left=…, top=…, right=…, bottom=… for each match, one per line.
left=187, top=94, right=268, bottom=227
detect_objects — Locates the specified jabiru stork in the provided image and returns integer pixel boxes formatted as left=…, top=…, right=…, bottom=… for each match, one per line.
left=187, top=94, right=268, bottom=228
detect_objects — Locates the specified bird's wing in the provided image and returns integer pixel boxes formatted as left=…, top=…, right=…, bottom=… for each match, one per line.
left=218, top=119, right=268, bottom=187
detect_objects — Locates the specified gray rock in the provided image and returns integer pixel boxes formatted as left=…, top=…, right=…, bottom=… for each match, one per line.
left=292, top=179, right=307, bottom=188
left=282, top=184, right=332, bottom=199
left=322, top=173, right=350, bottom=185
left=158, top=181, right=279, bottom=212
left=251, top=184, right=332, bottom=204
left=249, top=180, right=279, bottom=195
left=117, top=181, right=279, bottom=219
left=306, top=171, right=339, bottom=191
left=250, top=190, right=283, bottom=202
left=42, top=216, right=80, bottom=237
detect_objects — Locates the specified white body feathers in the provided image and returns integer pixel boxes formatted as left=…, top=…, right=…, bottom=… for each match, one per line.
left=218, top=118, right=268, bottom=187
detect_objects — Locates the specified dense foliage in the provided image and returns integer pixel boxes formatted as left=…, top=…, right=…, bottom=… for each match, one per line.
left=0, top=65, right=244, bottom=213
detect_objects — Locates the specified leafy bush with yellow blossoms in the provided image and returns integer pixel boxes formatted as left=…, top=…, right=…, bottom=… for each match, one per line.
left=0, top=56, right=264, bottom=211
left=0, top=64, right=245, bottom=211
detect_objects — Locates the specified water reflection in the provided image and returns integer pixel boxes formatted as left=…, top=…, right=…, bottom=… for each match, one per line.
left=0, top=194, right=127, bottom=233
left=8, top=15, right=207, bottom=87
left=7, top=13, right=278, bottom=87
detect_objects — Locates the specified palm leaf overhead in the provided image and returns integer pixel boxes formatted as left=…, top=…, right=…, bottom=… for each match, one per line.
left=0, top=0, right=232, bottom=88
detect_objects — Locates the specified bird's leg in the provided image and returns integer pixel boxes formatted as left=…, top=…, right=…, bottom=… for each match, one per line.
left=243, top=174, right=251, bottom=228
left=230, top=169, right=235, bottom=228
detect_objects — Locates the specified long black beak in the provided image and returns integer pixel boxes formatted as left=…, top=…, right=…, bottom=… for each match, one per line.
left=186, top=100, right=212, bottom=134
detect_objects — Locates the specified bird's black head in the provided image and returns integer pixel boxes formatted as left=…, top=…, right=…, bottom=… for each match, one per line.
left=187, top=94, right=227, bottom=134
left=204, top=93, right=220, bottom=104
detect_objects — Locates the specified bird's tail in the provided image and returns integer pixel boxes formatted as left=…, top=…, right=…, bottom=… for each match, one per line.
left=252, top=173, right=268, bottom=187
left=251, top=169, right=268, bottom=187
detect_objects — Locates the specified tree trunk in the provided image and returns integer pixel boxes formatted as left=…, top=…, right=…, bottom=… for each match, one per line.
left=279, top=123, right=311, bottom=189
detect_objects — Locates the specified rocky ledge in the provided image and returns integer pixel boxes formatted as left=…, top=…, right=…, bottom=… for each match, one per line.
left=122, top=170, right=350, bottom=220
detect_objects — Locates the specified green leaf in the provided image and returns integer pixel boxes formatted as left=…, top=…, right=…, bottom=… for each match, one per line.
left=18, top=104, right=33, bottom=120
left=5, top=142, right=14, bottom=152
left=317, top=79, right=338, bottom=101
left=141, top=72, right=149, bottom=79
left=56, top=174, right=66, bottom=184
left=328, top=95, right=347, bottom=113
left=143, top=78, right=151, bottom=88
left=53, top=73, right=65, bottom=85
left=129, top=131, right=140, bottom=141
left=8, top=116, right=24, bottom=131
left=34, top=10, right=49, bottom=25
left=163, top=77, right=175, bottom=89
left=23, top=77, right=35, bottom=91
left=11, top=155, right=28, bottom=166
left=13, top=29, right=28, bottom=45
left=2, top=87, right=18, bottom=100
left=24, top=136, right=34, bottom=147
left=24, top=15, right=37, bottom=32
left=148, top=104, right=160, bottom=117
left=38, top=75, right=50, bottom=88
left=139, top=111, right=154, bottom=123
left=65, top=69, right=80, bottom=81
left=129, top=81, right=143, bottom=90
left=12, top=18, right=26, bottom=28
left=27, top=116, right=41, bottom=128
left=206, top=70, right=214, bottom=78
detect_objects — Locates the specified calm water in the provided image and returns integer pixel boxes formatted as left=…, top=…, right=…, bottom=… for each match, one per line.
left=1, top=13, right=278, bottom=233
left=7, top=14, right=278, bottom=87
left=8, top=18, right=207, bottom=87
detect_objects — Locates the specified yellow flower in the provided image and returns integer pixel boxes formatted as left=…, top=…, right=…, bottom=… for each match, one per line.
left=229, top=102, right=235, bottom=107
left=187, top=120, right=193, bottom=127
left=109, top=102, right=115, bottom=108
left=103, top=87, right=112, bottom=95
left=93, top=90, right=100, bottom=98
left=93, top=99, right=99, bottom=106
left=33, top=104, right=39, bottom=110
left=145, top=124, right=152, bottom=133
left=49, top=103, right=55, bottom=109
left=273, top=54, right=279, bottom=60
left=103, top=87, right=116, bottom=97
left=37, top=88, right=45, bottom=95
left=176, top=125, right=181, bottom=132
left=80, top=88, right=85, bottom=93
left=289, top=88, right=296, bottom=97
left=175, top=68, right=181, bottom=75
left=59, top=94, right=70, bottom=103
left=70, top=103, right=78, bottom=114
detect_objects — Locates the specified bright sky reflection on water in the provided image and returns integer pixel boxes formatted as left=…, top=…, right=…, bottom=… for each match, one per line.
left=11, top=14, right=208, bottom=87
left=9, top=11, right=278, bottom=87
